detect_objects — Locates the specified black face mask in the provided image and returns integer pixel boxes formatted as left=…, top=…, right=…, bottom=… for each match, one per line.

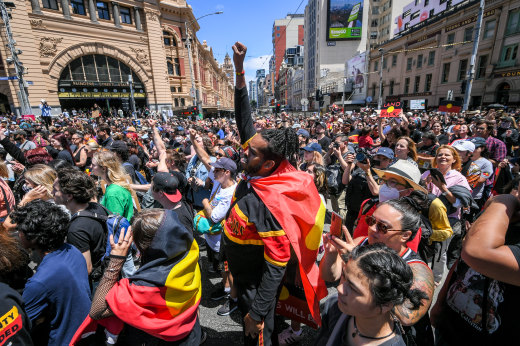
left=372, top=159, right=381, bottom=167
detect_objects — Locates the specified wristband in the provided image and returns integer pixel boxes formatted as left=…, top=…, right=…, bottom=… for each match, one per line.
left=235, top=70, right=245, bottom=76
left=109, top=254, right=127, bottom=260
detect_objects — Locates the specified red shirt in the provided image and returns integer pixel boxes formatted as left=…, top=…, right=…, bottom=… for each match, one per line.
left=358, top=135, right=374, bottom=148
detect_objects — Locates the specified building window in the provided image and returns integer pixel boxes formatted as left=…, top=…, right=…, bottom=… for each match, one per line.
left=42, top=0, right=59, bottom=10
left=392, top=55, right=397, bottom=66
left=404, top=78, right=410, bottom=94
left=483, top=20, right=496, bottom=39
left=97, top=2, right=110, bottom=20
left=163, top=31, right=171, bottom=46
left=178, top=86, right=182, bottom=92
left=174, top=58, right=181, bottom=76
left=414, top=76, right=420, bottom=92
left=410, top=11, right=420, bottom=20
left=424, top=0, right=429, bottom=5
left=506, top=8, right=520, bottom=35
left=383, top=57, right=387, bottom=69
left=374, top=61, right=379, bottom=72
left=181, top=98, right=185, bottom=106
left=71, top=0, right=86, bottom=15
left=174, top=99, right=179, bottom=107
left=120, top=7, right=132, bottom=24
left=406, top=57, right=412, bottom=71
left=276, top=33, right=280, bottom=37
left=476, top=55, right=488, bottom=79
left=441, top=63, right=450, bottom=83
left=498, top=44, right=518, bottom=67
left=457, top=59, right=467, bottom=81
left=167, top=59, right=174, bottom=75
left=425, top=74, right=432, bottom=91
left=428, top=51, right=435, bottom=65
left=417, top=54, right=423, bottom=68
left=464, top=27, right=473, bottom=42
left=170, top=86, right=176, bottom=92
left=446, top=33, right=455, bottom=49
left=277, top=26, right=280, bottom=31
left=389, top=80, right=394, bottom=95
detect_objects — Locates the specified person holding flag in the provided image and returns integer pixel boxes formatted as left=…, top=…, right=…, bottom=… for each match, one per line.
left=224, top=41, right=327, bottom=346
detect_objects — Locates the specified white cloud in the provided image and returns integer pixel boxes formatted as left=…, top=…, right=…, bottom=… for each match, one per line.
left=215, top=4, right=224, bottom=11
left=243, top=55, right=271, bottom=72
left=245, top=74, right=256, bottom=84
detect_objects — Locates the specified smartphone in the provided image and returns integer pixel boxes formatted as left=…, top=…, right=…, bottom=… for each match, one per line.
left=428, top=168, right=447, bottom=185
left=330, top=212, right=343, bottom=238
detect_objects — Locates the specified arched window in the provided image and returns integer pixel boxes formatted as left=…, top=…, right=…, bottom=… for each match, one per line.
left=167, top=59, right=174, bottom=75
left=163, top=31, right=177, bottom=47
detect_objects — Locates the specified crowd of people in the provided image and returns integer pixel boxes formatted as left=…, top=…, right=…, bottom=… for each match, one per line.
left=0, top=41, right=520, bottom=346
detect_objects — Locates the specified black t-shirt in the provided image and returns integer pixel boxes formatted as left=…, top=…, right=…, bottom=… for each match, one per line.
left=171, top=170, right=188, bottom=196
left=318, top=136, right=332, bottom=151
left=437, top=222, right=520, bottom=344
left=67, top=202, right=107, bottom=270
left=172, top=201, right=193, bottom=233
left=57, top=150, right=75, bottom=165
left=0, top=282, right=34, bottom=345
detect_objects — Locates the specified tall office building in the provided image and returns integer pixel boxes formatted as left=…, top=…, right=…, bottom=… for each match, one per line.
left=368, top=0, right=409, bottom=45
left=249, top=80, right=257, bottom=104
left=272, top=14, right=305, bottom=81
left=304, top=0, right=369, bottom=110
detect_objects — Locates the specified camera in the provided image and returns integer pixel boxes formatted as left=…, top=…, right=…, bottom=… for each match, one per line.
left=355, top=148, right=372, bottom=164
left=333, top=142, right=340, bottom=149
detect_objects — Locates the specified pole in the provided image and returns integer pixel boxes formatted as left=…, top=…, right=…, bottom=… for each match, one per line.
left=0, top=1, right=31, bottom=115
left=377, top=48, right=384, bottom=110
left=342, top=77, right=346, bottom=113
left=185, top=21, right=197, bottom=110
left=128, top=74, right=136, bottom=120
left=462, top=0, right=485, bottom=111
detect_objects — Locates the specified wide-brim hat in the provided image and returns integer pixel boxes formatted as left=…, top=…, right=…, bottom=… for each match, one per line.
left=373, top=160, right=427, bottom=193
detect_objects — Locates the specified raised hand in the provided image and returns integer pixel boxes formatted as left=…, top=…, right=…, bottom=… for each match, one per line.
left=232, top=41, right=247, bottom=71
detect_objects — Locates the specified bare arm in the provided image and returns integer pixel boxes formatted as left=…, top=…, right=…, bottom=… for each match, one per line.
left=394, top=263, right=434, bottom=326
left=461, top=194, right=520, bottom=286
left=202, top=198, right=213, bottom=219
left=82, top=250, right=93, bottom=275
left=341, top=153, right=355, bottom=185
left=189, top=129, right=212, bottom=171
left=365, top=169, right=380, bottom=196
left=378, top=118, right=386, bottom=143
left=148, top=119, right=169, bottom=173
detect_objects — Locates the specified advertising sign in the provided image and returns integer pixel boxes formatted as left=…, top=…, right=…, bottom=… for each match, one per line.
left=380, top=102, right=402, bottom=117
left=410, top=99, right=426, bottom=110
left=327, top=0, right=363, bottom=40
left=347, top=52, right=366, bottom=90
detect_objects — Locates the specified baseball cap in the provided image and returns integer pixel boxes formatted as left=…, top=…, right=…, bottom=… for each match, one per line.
left=375, top=147, right=394, bottom=159
left=107, top=140, right=128, bottom=152
left=317, top=122, right=327, bottom=129
left=469, top=137, right=486, bottom=148
left=302, top=142, right=322, bottom=154
left=152, top=172, right=181, bottom=203
left=297, top=129, right=310, bottom=138
left=211, top=157, right=237, bottom=173
left=292, top=123, right=302, bottom=129
left=452, top=140, right=475, bottom=153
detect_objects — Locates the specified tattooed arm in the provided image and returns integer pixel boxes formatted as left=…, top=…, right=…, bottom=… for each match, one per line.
left=395, top=262, right=434, bottom=326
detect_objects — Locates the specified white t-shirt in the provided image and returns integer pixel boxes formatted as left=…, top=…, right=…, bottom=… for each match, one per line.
left=205, top=168, right=237, bottom=252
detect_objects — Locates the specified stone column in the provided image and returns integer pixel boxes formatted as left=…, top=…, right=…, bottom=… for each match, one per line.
left=134, top=7, right=142, bottom=31
left=30, top=0, right=42, bottom=14
left=88, top=0, right=98, bottom=23
left=61, top=0, right=71, bottom=19
left=111, top=2, right=121, bottom=27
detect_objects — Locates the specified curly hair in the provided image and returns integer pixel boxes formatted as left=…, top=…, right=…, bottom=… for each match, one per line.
left=57, top=168, right=96, bottom=203
left=25, top=147, right=53, bottom=166
left=11, top=200, right=70, bottom=253
left=260, top=127, right=299, bottom=166
left=344, top=243, right=428, bottom=310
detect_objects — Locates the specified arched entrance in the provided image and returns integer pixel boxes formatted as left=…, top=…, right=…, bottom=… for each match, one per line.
left=0, top=93, right=11, bottom=114
left=58, top=54, right=147, bottom=114
left=495, top=82, right=510, bottom=105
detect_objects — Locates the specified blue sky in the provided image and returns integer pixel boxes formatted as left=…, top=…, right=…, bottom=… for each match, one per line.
left=188, top=0, right=306, bottom=83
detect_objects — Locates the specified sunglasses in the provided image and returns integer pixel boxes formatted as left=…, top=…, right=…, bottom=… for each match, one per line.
left=383, top=178, right=408, bottom=189
left=216, top=152, right=225, bottom=158
left=366, top=215, right=404, bottom=234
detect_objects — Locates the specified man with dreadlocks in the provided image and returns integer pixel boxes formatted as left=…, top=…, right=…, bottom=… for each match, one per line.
left=223, top=42, right=327, bottom=346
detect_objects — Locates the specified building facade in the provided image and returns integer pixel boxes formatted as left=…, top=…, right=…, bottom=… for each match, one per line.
left=304, top=0, right=369, bottom=110
left=0, top=0, right=233, bottom=116
left=272, top=14, right=304, bottom=82
left=369, top=0, right=410, bottom=45
left=367, top=0, right=520, bottom=109
left=248, top=80, right=257, bottom=105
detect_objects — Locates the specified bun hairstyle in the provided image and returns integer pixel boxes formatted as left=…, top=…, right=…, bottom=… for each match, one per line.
left=260, top=127, right=299, bottom=166
left=379, top=195, right=424, bottom=241
left=346, top=243, right=428, bottom=311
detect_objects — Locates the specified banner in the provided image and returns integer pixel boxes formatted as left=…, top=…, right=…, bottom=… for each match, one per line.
left=439, top=100, right=462, bottom=113
left=379, top=101, right=402, bottom=117
left=327, top=0, right=363, bottom=40
left=410, top=99, right=426, bottom=110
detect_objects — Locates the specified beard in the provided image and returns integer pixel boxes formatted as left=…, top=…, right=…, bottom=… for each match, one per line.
left=243, top=158, right=263, bottom=176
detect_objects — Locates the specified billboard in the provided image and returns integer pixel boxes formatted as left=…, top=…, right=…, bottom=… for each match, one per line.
left=327, top=0, right=363, bottom=40
left=410, top=99, right=426, bottom=110
left=347, top=52, right=366, bottom=91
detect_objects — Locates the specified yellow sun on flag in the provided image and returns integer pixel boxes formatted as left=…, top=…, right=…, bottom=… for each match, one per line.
left=387, top=106, right=395, bottom=113
left=447, top=103, right=453, bottom=109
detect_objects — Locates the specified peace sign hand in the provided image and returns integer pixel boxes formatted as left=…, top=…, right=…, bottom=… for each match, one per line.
left=110, top=226, right=133, bottom=257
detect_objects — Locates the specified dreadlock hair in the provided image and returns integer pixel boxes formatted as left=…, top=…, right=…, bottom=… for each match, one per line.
left=259, top=127, right=299, bottom=167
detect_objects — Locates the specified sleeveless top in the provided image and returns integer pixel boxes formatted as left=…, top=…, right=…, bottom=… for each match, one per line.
left=359, top=237, right=428, bottom=267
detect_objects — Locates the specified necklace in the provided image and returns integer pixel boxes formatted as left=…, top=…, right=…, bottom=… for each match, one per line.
left=352, top=317, right=395, bottom=340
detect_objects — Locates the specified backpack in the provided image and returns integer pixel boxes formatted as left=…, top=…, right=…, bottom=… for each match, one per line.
left=326, top=163, right=343, bottom=195
left=123, top=162, right=148, bottom=185
left=71, top=207, right=131, bottom=280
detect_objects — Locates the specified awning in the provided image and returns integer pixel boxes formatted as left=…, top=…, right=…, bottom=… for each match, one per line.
left=333, top=100, right=365, bottom=105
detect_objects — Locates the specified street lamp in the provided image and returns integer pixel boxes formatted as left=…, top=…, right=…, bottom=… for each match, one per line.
left=184, top=11, right=223, bottom=119
left=377, top=48, right=384, bottom=110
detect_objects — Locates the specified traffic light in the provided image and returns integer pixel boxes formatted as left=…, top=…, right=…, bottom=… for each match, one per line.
left=460, top=80, right=467, bottom=94
left=275, top=103, right=281, bottom=113
left=190, top=106, right=197, bottom=115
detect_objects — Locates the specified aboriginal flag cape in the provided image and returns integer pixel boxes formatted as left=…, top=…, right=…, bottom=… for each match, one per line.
left=70, top=210, right=201, bottom=344
left=249, top=159, right=328, bottom=326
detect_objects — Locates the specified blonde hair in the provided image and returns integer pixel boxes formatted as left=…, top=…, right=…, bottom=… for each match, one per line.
left=0, top=160, right=8, bottom=178
left=433, top=145, right=462, bottom=171
left=24, top=164, right=57, bottom=198
left=305, top=151, right=324, bottom=165
left=93, top=151, right=132, bottom=191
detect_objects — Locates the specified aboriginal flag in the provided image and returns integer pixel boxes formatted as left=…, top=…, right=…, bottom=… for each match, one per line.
left=439, top=100, right=462, bottom=113
left=71, top=210, right=201, bottom=344
left=250, top=159, right=328, bottom=326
